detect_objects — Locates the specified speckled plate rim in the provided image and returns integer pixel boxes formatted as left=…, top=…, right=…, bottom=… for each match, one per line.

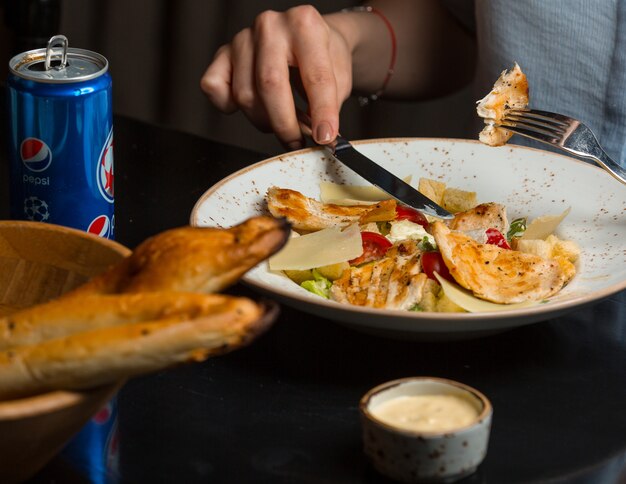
left=191, top=137, right=626, bottom=337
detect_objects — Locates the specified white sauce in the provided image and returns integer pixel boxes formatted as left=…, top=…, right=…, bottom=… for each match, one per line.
left=370, top=394, right=479, bottom=433
left=387, top=220, right=436, bottom=247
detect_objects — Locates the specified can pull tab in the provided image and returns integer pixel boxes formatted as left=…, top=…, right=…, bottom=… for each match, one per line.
left=44, top=35, right=69, bottom=70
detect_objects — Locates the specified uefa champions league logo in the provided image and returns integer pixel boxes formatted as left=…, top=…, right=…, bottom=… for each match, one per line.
left=23, top=196, right=49, bottom=221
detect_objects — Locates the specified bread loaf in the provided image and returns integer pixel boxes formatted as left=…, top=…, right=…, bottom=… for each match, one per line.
left=0, top=215, right=290, bottom=400
left=64, top=215, right=290, bottom=296
left=0, top=292, right=249, bottom=351
left=0, top=296, right=276, bottom=400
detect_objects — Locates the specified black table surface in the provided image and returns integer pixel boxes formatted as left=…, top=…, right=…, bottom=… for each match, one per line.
left=2, top=114, right=625, bottom=484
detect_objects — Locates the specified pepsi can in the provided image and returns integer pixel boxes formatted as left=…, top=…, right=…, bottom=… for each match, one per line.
left=61, top=397, right=120, bottom=484
left=7, top=34, right=114, bottom=239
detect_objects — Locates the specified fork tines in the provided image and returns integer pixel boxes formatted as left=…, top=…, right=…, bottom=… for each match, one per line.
left=499, top=109, right=573, bottom=141
left=496, top=108, right=626, bottom=185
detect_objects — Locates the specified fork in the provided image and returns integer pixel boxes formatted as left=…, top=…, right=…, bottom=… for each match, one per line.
left=499, top=109, right=626, bottom=185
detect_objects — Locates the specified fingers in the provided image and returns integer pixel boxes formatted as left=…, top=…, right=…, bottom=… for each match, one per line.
left=201, top=6, right=349, bottom=148
left=201, top=32, right=272, bottom=131
left=285, top=6, right=339, bottom=144
left=200, top=45, right=237, bottom=114
left=254, top=11, right=303, bottom=149
left=230, top=28, right=273, bottom=132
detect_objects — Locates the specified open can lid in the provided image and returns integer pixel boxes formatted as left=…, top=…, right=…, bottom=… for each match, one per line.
left=9, top=35, right=109, bottom=83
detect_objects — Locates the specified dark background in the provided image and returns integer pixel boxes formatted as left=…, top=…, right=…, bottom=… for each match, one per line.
left=2, top=5, right=626, bottom=483
left=0, top=0, right=475, bottom=156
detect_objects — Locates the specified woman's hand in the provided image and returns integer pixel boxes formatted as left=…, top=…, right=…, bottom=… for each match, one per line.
left=200, top=5, right=354, bottom=150
left=201, top=1, right=476, bottom=149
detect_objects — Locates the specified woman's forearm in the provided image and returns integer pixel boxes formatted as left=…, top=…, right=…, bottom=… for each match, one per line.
left=325, top=0, right=476, bottom=100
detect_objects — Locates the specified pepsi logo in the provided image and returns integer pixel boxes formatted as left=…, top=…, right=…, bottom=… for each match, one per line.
left=20, top=138, right=52, bottom=172
left=87, top=215, right=111, bottom=238
left=93, top=402, right=112, bottom=424
left=97, top=128, right=114, bottom=203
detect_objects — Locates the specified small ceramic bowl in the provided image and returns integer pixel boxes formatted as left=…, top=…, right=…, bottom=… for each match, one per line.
left=360, top=377, right=492, bottom=483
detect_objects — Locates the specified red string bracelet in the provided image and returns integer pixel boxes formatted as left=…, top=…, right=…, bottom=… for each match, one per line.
left=342, top=6, right=398, bottom=106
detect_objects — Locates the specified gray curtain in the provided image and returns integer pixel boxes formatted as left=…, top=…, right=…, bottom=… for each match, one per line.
left=55, top=0, right=473, bottom=156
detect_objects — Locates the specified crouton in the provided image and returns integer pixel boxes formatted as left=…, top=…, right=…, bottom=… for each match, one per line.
left=418, top=178, right=446, bottom=206
left=417, top=279, right=441, bottom=312
left=515, top=239, right=552, bottom=259
left=546, top=235, right=581, bottom=263
left=442, top=187, right=478, bottom=213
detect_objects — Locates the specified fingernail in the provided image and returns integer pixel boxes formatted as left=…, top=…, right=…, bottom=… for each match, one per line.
left=287, top=140, right=303, bottom=151
left=315, top=122, right=333, bottom=144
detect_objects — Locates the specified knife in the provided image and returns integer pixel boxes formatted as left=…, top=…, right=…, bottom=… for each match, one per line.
left=297, top=111, right=453, bottom=219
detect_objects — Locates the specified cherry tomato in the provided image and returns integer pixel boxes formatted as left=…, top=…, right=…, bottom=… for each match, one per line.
left=485, top=228, right=511, bottom=249
left=349, top=231, right=393, bottom=266
left=421, top=251, right=453, bottom=282
left=395, top=205, right=429, bottom=229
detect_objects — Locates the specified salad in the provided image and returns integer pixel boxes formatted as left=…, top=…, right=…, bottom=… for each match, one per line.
left=265, top=178, right=580, bottom=313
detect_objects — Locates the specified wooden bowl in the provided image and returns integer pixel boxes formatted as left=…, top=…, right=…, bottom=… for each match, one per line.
left=0, top=220, right=130, bottom=316
left=0, top=221, right=130, bottom=483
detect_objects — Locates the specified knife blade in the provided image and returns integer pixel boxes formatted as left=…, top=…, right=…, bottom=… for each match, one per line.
left=329, top=136, right=453, bottom=219
left=296, top=111, right=453, bottom=219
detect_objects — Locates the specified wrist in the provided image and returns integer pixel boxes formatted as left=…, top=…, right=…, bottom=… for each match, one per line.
left=325, top=7, right=396, bottom=104
left=323, top=11, right=362, bottom=56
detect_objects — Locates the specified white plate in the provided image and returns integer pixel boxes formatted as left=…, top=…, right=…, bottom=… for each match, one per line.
left=191, top=138, right=626, bottom=340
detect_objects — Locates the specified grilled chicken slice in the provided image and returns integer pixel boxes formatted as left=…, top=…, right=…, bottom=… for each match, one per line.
left=448, top=203, right=509, bottom=242
left=431, top=222, right=570, bottom=304
left=266, top=186, right=396, bottom=232
left=476, top=63, right=529, bottom=146
left=331, top=240, right=428, bottom=310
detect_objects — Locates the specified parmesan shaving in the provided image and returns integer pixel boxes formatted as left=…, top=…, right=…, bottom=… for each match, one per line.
left=269, top=224, right=362, bottom=270
left=434, top=273, right=541, bottom=313
left=320, top=176, right=411, bottom=203
left=323, top=198, right=379, bottom=206
left=521, top=207, right=571, bottom=241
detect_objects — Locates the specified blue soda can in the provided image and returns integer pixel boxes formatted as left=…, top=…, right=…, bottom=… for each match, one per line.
left=7, top=34, right=114, bottom=239
left=61, top=396, right=120, bottom=483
